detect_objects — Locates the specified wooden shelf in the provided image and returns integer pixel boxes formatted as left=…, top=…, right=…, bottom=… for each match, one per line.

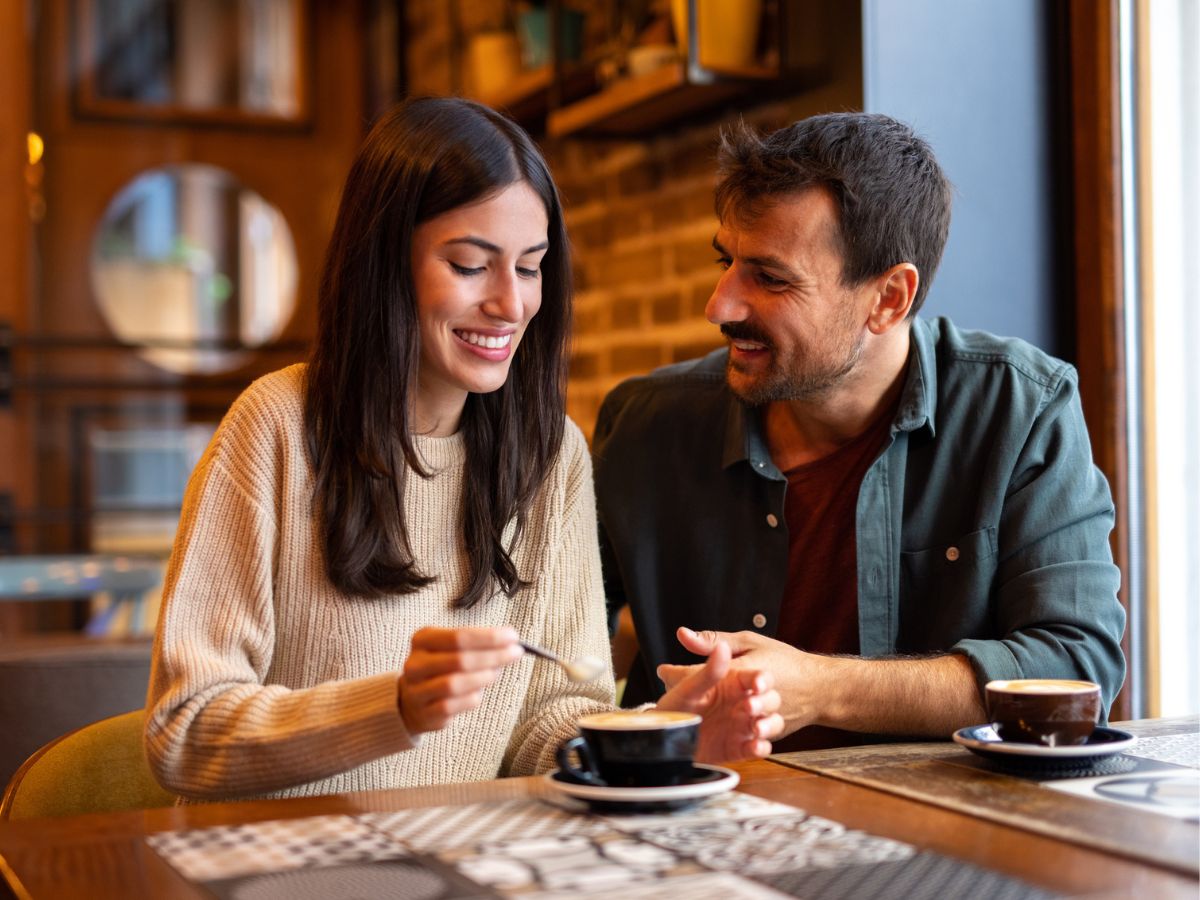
left=454, top=0, right=821, bottom=139
left=546, top=61, right=774, bottom=138
left=470, top=65, right=597, bottom=130
left=470, top=66, right=553, bottom=122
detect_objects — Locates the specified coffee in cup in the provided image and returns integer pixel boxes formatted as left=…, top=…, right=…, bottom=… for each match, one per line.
left=985, top=679, right=1102, bottom=746
left=556, top=709, right=701, bottom=787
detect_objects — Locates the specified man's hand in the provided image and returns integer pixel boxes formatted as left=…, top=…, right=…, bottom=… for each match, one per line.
left=658, top=626, right=987, bottom=739
left=398, top=627, right=523, bottom=734
left=657, top=637, right=784, bottom=762
left=658, top=627, right=818, bottom=739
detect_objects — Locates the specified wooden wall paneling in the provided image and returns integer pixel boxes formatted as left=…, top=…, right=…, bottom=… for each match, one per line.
left=0, top=1, right=36, bottom=634
left=1068, top=0, right=1133, bottom=719
left=0, top=1, right=34, bottom=524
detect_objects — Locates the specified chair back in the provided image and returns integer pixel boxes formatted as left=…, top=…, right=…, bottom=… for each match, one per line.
left=0, top=636, right=154, bottom=788
left=0, top=708, right=174, bottom=820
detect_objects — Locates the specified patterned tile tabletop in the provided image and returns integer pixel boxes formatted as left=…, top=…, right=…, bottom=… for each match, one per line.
left=147, top=791, right=1057, bottom=899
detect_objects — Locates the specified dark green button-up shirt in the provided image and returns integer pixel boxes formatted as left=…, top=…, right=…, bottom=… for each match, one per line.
left=594, top=316, right=1126, bottom=718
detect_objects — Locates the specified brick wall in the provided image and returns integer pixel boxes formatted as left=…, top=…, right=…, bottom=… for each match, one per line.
left=404, top=0, right=862, bottom=439
left=550, top=117, right=776, bottom=437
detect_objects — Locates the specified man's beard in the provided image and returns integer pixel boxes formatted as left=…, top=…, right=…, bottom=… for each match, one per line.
left=721, top=321, right=865, bottom=406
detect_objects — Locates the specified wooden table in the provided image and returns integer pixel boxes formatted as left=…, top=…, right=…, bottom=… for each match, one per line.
left=0, top=722, right=1195, bottom=898
left=771, top=715, right=1199, bottom=880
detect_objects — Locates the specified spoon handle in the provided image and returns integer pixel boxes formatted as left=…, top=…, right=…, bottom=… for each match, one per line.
left=518, top=640, right=563, bottom=665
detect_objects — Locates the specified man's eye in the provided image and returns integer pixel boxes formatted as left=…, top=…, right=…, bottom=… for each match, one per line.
left=757, top=272, right=787, bottom=287
left=450, top=262, right=484, bottom=276
left=715, top=256, right=731, bottom=270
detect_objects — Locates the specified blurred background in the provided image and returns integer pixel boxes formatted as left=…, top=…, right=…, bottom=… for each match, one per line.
left=0, top=0, right=1195, bottom=777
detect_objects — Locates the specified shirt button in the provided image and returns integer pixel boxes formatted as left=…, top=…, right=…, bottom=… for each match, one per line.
left=766, top=514, right=779, bottom=528
left=755, top=461, right=766, bottom=469
left=752, top=613, right=767, bottom=629
left=945, top=546, right=960, bottom=561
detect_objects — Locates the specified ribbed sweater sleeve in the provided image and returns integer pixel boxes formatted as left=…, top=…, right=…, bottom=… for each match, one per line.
left=144, top=369, right=417, bottom=800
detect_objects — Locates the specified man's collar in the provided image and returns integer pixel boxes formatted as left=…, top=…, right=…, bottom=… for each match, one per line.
left=719, top=317, right=939, bottom=470
left=721, top=389, right=752, bottom=469
left=894, top=316, right=938, bottom=437
left=721, top=398, right=777, bottom=472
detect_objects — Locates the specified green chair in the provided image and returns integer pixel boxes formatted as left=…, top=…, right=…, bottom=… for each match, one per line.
left=0, top=709, right=175, bottom=820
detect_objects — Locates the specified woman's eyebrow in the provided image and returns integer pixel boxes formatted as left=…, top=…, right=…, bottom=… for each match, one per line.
left=444, top=236, right=548, bottom=255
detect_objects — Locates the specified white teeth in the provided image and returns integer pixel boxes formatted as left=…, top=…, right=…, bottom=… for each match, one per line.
left=733, top=341, right=765, bottom=351
left=458, top=331, right=512, bottom=349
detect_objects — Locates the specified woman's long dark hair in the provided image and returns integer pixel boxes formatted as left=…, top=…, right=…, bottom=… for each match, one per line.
left=304, top=97, right=571, bottom=608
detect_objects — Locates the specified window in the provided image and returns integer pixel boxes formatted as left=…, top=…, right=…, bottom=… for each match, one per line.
left=1140, top=0, right=1200, bottom=716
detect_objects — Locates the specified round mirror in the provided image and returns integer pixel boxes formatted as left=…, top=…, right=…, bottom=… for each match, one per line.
left=91, top=164, right=298, bottom=374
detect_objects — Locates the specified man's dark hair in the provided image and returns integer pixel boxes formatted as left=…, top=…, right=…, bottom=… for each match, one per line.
left=715, top=112, right=952, bottom=314
left=305, top=97, right=571, bottom=608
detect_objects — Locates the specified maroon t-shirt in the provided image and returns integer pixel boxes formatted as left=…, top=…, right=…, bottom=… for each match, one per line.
left=772, top=407, right=894, bottom=752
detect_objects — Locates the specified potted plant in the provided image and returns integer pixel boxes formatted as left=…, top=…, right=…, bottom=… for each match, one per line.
left=514, top=1, right=585, bottom=70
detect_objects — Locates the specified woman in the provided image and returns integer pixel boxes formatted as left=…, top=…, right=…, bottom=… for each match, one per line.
left=144, top=97, right=780, bottom=801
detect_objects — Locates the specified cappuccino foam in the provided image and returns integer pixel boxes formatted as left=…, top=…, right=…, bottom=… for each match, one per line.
left=578, top=710, right=700, bottom=731
left=987, top=679, right=1098, bottom=694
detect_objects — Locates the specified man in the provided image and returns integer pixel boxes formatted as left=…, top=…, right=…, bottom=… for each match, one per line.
left=593, top=112, right=1125, bottom=750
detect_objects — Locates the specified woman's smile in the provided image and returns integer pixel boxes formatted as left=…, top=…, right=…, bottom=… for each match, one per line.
left=454, top=328, right=515, bottom=357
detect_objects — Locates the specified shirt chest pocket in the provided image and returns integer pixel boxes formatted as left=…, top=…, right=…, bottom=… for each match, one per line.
left=898, top=526, right=998, bottom=649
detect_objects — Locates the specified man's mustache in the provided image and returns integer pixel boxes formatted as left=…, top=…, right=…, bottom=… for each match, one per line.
left=720, top=322, right=773, bottom=347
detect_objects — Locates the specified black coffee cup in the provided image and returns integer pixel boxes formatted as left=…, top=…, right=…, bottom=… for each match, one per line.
left=985, top=678, right=1102, bottom=746
left=556, top=710, right=701, bottom=787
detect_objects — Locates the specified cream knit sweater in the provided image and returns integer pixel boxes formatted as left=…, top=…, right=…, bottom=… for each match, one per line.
left=144, top=365, right=615, bottom=801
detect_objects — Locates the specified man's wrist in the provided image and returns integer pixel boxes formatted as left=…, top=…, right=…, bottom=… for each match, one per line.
left=806, top=653, right=854, bottom=729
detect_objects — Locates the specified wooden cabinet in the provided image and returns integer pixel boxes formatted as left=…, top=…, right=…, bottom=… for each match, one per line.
left=0, top=0, right=374, bottom=629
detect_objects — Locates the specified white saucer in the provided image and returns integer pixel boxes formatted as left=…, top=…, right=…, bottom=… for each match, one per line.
left=953, top=724, right=1137, bottom=760
left=544, top=763, right=739, bottom=812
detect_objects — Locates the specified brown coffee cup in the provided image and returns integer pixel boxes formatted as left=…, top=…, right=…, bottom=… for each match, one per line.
left=985, top=679, right=1102, bottom=746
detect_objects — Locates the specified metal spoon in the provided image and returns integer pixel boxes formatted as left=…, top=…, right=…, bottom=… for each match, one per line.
left=519, top=641, right=606, bottom=683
